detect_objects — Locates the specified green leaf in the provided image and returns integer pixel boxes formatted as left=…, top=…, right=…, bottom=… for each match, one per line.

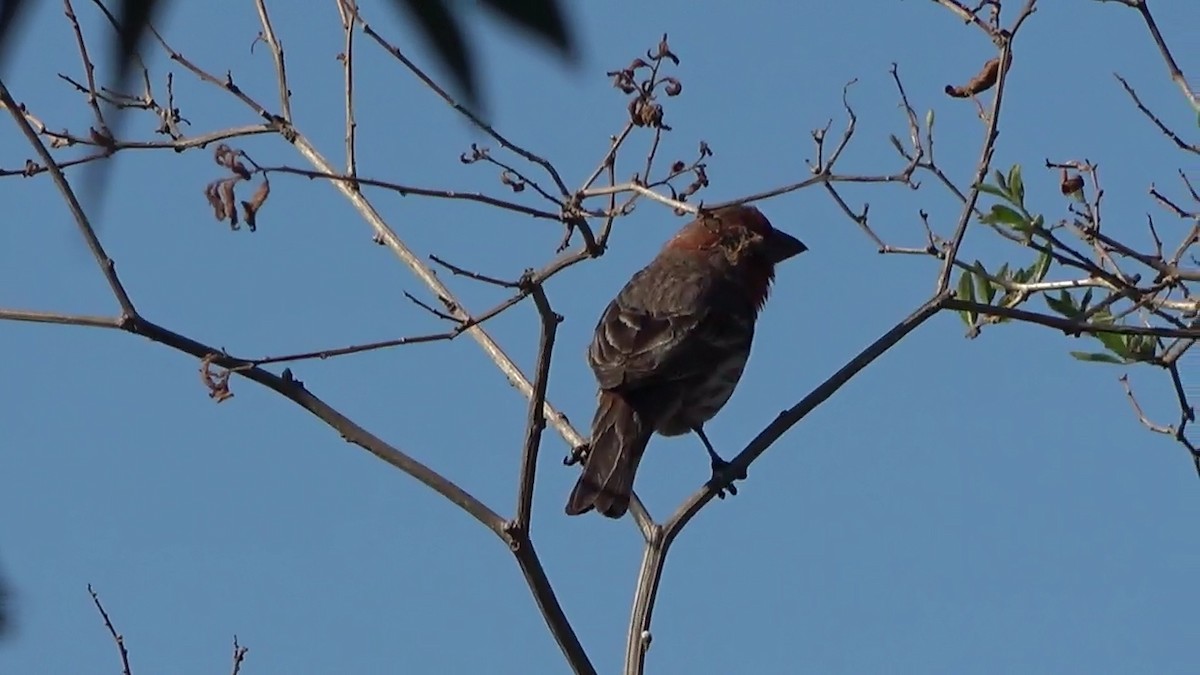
left=1080, top=287, right=1094, bottom=313
left=977, top=183, right=1010, bottom=201
left=1127, top=335, right=1159, bottom=361
left=1093, top=328, right=1129, bottom=357
left=1044, top=290, right=1077, bottom=317
left=972, top=261, right=996, bottom=304
left=957, top=270, right=977, bottom=327
left=1030, top=249, right=1052, bottom=282
left=1070, top=351, right=1125, bottom=364
left=925, top=109, right=935, bottom=133
left=1008, top=164, right=1025, bottom=208
left=993, top=169, right=1009, bottom=195
left=980, top=204, right=1027, bottom=228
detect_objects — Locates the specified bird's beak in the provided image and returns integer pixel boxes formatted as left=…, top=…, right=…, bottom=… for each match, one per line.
left=765, top=229, right=807, bottom=264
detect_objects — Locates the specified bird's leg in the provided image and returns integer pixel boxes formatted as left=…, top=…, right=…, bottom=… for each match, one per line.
left=563, top=443, right=589, bottom=467
left=692, top=425, right=746, bottom=498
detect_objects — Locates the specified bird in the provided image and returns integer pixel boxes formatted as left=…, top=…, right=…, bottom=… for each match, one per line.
left=565, top=204, right=806, bottom=518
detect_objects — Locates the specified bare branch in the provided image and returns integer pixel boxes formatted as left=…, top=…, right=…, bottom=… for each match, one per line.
left=62, top=0, right=112, bottom=143
left=515, top=282, right=560, bottom=529
left=1115, top=74, right=1200, bottom=155
left=625, top=293, right=950, bottom=674
left=351, top=9, right=571, bottom=198
left=258, top=165, right=562, bottom=221
left=251, top=0, right=293, bottom=121
left=230, top=636, right=249, bottom=675
left=0, top=79, right=136, bottom=316
left=935, top=8, right=1024, bottom=291
left=88, top=585, right=132, bottom=675
left=337, top=0, right=359, bottom=181
left=0, top=307, right=124, bottom=329
left=931, top=0, right=999, bottom=38
left=1104, top=0, right=1199, bottom=112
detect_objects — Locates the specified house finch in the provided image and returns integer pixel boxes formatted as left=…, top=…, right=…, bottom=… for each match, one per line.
left=565, top=205, right=806, bottom=518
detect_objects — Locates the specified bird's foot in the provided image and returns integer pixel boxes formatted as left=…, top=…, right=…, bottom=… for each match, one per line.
left=709, top=456, right=747, bottom=499
left=563, top=444, right=589, bottom=467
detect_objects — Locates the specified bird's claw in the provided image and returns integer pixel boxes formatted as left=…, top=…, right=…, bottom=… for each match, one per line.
left=563, top=444, right=589, bottom=467
left=709, top=457, right=746, bottom=499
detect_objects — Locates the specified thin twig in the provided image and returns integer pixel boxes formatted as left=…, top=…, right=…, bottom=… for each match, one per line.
left=0, top=78, right=137, bottom=316
left=351, top=8, right=571, bottom=198
left=230, top=636, right=249, bottom=675
left=1114, top=74, right=1199, bottom=154
left=509, top=537, right=597, bottom=675
left=337, top=0, right=358, bottom=179
left=931, top=0, right=999, bottom=38
left=88, top=585, right=132, bottom=675
left=935, top=11, right=1023, bottom=291
left=259, top=165, right=561, bottom=220
left=62, top=0, right=111, bottom=140
left=624, top=293, right=950, bottom=675
left=0, top=125, right=276, bottom=178
left=514, top=283, right=560, bottom=529
left=0, top=308, right=124, bottom=328
left=1120, top=374, right=1174, bottom=434
left=1105, top=0, right=1199, bottom=112
left=946, top=298, right=1200, bottom=339
left=252, top=0, right=293, bottom=121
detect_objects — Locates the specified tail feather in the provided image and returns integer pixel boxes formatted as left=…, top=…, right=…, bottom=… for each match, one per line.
left=565, top=391, right=653, bottom=518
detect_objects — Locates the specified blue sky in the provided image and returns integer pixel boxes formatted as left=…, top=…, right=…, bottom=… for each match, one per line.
left=3, top=1, right=1199, bottom=673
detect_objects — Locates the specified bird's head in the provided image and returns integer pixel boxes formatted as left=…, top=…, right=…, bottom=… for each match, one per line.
left=666, top=204, right=806, bottom=309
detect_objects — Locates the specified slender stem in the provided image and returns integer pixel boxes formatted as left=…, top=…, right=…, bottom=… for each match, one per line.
left=251, top=0, right=292, bottom=121
left=515, top=285, right=559, bottom=529
left=0, top=308, right=124, bottom=328
left=623, top=292, right=950, bottom=674
left=510, top=535, right=598, bottom=675
left=0, top=78, right=137, bottom=317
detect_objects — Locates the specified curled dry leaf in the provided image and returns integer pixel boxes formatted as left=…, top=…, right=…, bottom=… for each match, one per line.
left=629, top=98, right=668, bottom=129
left=680, top=165, right=709, bottom=200
left=241, top=179, right=271, bottom=232
left=945, top=55, right=1008, bottom=98
left=88, top=127, right=115, bottom=152
left=459, top=143, right=488, bottom=164
left=204, top=179, right=232, bottom=222
left=200, top=355, right=234, bottom=403
left=220, top=179, right=239, bottom=229
left=1060, top=168, right=1085, bottom=196
left=655, top=34, right=679, bottom=65
left=204, top=144, right=261, bottom=231
left=500, top=170, right=526, bottom=192
left=606, top=67, right=639, bottom=94
left=213, top=143, right=251, bottom=180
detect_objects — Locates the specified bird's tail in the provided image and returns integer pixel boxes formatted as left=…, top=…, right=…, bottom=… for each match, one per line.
left=565, top=391, right=653, bottom=518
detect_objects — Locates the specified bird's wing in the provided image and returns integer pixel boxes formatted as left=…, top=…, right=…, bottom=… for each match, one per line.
left=588, top=262, right=752, bottom=392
